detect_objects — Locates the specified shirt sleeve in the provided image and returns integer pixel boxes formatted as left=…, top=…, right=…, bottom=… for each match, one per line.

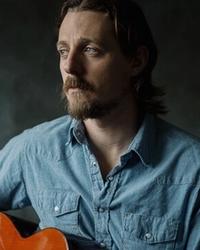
left=0, top=133, right=31, bottom=210
left=185, top=190, right=200, bottom=249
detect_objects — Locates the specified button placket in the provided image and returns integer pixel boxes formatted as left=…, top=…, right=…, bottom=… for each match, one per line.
left=89, top=155, right=104, bottom=190
left=93, top=176, right=120, bottom=249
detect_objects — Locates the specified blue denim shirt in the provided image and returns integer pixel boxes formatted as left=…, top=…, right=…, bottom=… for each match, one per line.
left=0, top=114, right=200, bottom=250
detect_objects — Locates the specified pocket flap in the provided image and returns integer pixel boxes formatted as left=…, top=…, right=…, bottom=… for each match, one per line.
left=38, top=189, right=80, bottom=217
left=124, top=213, right=179, bottom=244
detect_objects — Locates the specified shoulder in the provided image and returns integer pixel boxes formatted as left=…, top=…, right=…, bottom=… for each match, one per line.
left=154, top=116, right=200, bottom=173
left=24, top=115, right=73, bottom=138
left=0, top=115, right=74, bottom=161
left=156, top=117, right=200, bottom=148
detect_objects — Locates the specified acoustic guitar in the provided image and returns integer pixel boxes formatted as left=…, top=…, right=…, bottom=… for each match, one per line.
left=0, top=213, right=103, bottom=250
left=0, top=212, right=68, bottom=250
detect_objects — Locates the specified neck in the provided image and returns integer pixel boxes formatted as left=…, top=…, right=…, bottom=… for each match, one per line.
left=83, top=97, right=141, bottom=177
left=84, top=106, right=139, bottom=149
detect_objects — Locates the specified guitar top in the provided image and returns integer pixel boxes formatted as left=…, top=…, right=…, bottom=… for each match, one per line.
left=0, top=212, right=69, bottom=250
left=0, top=213, right=104, bottom=250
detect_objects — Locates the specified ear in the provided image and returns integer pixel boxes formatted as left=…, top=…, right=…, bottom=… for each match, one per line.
left=130, top=46, right=149, bottom=77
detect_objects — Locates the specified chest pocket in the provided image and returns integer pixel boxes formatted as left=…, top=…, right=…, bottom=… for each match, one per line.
left=37, top=189, right=80, bottom=235
left=122, top=213, right=179, bottom=250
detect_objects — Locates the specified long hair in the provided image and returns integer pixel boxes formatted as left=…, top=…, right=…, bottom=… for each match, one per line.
left=57, top=0, right=167, bottom=114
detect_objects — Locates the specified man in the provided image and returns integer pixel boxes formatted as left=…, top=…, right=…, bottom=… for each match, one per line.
left=0, top=0, right=200, bottom=249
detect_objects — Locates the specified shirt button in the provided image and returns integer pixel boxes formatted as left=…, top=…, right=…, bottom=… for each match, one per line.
left=98, top=207, right=105, bottom=213
left=108, top=176, right=114, bottom=181
left=99, top=242, right=106, bottom=248
left=93, top=162, right=97, bottom=167
left=144, top=232, right=152, bottom=240
left=54, top=206, right=60, bottom=212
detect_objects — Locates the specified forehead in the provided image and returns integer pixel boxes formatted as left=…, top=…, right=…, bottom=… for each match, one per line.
left=58, top=10, right=115, bottom=44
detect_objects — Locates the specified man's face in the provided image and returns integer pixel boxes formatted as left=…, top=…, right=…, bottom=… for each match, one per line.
left=58, top=10, right=135, bottom=120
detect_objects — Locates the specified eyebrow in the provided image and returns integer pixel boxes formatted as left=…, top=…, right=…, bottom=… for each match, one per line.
left=56, top=41, right=68, bottom=49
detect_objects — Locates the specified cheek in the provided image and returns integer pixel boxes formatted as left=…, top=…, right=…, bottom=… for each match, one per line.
left=59, top=63, right=66, bottom=82
left=100, top=56, right=129, bottom=77
left=89, top=59, right=119, bottom=81
left=96, top=62, right=129, bottom=88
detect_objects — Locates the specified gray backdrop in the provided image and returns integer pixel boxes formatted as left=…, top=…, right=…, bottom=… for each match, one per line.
left=1, top=0, right=200, bottom=220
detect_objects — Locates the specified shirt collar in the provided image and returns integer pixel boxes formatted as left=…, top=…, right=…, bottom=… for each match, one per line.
left=65, top=113, right=156, bottom=167
left=65, top=118, right=86, bottom=145
left=128, top=113, right=156, bottom=167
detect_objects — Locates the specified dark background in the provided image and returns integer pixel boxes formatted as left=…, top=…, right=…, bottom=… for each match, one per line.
left=1, top=0, right=200, bottom=220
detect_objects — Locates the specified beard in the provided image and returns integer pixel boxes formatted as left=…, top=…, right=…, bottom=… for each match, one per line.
left=62, top=76, right=121, bottom=120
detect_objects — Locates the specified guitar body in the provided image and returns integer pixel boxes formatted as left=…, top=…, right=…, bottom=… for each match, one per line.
left=0, top=212, right=69, bottom=250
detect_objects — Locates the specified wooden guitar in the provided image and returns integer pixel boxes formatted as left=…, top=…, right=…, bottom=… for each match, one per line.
left=0, top=212, right=69, bottom=250
left=0, top=213, right=103, bottom=250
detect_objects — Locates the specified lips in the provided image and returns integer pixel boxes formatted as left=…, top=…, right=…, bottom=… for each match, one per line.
left=66, top=87, right=86, bottom=97
left=68, top=87, right=81, bottom=92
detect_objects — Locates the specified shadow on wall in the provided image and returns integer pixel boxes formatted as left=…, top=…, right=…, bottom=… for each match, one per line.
left=0, top=0, right=64, bottom=148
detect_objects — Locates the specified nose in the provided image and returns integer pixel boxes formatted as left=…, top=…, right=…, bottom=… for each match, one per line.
left=62, top=50, right=84, bottom=76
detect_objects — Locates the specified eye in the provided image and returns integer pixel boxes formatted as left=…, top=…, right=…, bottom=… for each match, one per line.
left=57, top=48, right=69, bottom=58
left=83, top=46, right=100, bottom=56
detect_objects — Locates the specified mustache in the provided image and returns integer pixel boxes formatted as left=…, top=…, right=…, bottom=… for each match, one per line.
left=63, top=77, right=95, bottom=92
